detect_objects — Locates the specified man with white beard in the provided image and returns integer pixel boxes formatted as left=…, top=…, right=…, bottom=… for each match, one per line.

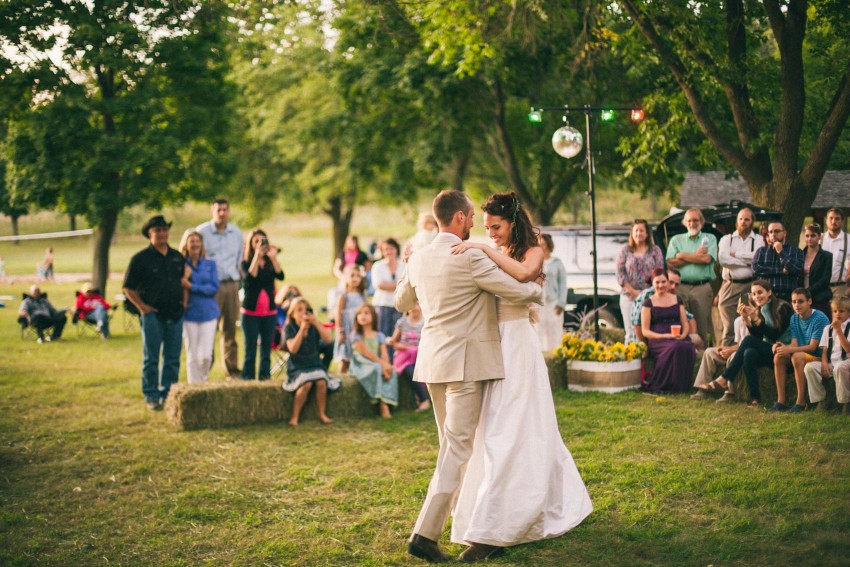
left=666, top=208, right=717, bottom=346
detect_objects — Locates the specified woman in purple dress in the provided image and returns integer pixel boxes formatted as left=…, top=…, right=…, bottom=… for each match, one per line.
left=640, top=267, right=697, bottom=393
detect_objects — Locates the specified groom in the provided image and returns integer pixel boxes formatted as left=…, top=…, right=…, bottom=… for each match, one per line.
left=394, top=190, right=542, bottom=563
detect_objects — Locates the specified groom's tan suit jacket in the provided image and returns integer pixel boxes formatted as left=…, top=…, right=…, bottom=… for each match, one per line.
left=394, top=232, right=543, bottom=384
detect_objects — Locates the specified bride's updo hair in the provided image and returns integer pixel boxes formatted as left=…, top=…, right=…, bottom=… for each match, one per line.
left=481, top=192, right=538, bottom=262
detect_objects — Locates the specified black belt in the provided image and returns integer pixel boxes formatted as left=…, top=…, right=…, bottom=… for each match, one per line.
left=830, top=282, right=846, bottom=287
left=729, top=277, right=754, bottom=284
left=681, top=279, right=711, bottom=286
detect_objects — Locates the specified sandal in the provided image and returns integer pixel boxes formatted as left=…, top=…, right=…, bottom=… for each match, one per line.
left=697, top=378, right=728, bottom=392
left=746, top=400, right=761, bottom=409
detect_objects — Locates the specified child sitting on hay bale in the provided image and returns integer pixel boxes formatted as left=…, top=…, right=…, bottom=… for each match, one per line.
left=350, top=304, right=398, bottom=419
left=283, top=297, right=340, bottom=426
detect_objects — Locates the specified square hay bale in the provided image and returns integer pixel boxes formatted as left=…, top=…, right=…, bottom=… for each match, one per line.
left=545, top=355, right=568, bottom=390
left=166, top=372, right=419, bottom=430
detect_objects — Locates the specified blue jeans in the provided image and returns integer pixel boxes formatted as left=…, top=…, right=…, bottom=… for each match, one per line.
left=84, top=304, right=110, bottom=337
left=241, top=313, right=276, bottom=380
left=721, top=335, right=774, bottom=402
left=140, top=312, right=183, bottom=403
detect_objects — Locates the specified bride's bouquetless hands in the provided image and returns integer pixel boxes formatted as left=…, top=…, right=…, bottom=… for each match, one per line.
left=451, top=242, right=484, bottom=255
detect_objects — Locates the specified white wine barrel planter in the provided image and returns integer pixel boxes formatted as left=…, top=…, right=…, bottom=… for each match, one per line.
left=567, top=359, right=642, bottom=393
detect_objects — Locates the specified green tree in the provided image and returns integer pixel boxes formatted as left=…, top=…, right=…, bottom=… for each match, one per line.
left=0, top=0, right=236, bottom=291
left=614, top=0, right=850, bottom=237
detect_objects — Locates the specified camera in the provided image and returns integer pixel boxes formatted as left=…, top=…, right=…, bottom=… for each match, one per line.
left=306, top=307, right=314, bottom=314
left=260, top=237, right=269, bottom=246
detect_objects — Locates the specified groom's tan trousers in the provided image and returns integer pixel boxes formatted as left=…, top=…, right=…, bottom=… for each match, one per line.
left=413, top=380, right=485, bottom=541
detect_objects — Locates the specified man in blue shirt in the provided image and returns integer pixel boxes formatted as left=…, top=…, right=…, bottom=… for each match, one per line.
left=197, top=198, right=243, bottom=379
left=752, top=221, right=804, bottom=303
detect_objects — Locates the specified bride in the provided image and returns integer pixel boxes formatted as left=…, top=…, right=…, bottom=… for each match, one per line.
left=449, top=192, right=592, bottom=559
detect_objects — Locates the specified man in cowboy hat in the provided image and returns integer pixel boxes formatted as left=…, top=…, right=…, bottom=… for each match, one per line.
left=123, top=215, right=186, bottom=410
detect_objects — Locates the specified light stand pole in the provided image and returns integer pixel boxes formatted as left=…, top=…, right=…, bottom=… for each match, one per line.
left=530, top=105, right=644, bottom=342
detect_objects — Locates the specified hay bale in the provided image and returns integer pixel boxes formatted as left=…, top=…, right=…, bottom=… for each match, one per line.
left=545, top=355, right=568, bottom=390
left=166, top=372, right=419, bottom=430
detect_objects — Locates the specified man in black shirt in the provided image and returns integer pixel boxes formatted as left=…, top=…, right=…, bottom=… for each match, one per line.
left=123, top=215, right=185, bottom=410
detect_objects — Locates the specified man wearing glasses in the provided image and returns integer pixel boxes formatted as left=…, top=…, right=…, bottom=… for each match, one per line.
left=666, top=208, right=717, bottom=347
left=752, top=221, right=804, bottom=302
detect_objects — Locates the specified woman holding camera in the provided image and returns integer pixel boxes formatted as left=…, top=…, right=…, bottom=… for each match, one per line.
left=241, top=228, right=284, bottom=380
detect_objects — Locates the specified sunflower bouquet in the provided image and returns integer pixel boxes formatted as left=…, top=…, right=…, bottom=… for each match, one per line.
left=553, top=332, right=646, bottom=362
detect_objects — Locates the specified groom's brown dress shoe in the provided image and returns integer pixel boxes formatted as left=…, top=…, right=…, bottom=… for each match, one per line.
left=408, top=534, right=451, bottom=563
left=459, top=542, right=505, bottom=563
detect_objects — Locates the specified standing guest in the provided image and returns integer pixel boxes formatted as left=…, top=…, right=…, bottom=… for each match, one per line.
left=691, top=316, right=748, bottom=401
left=617, top=219, right=665, bottom=344
left=332, top=235, right=371, bottom=281
left=804, top=296, right=850, bottom=414
left=388, top=302, right=430, bottom=411
left=240, top=229, right=284, bottom=381
left=770, top=288, right=829, bottom=412
left=371, top=238, right=405, bottom=347
left=699, top=280, right=793, bottom=408
left=283, top=298, right=337, bottom=427
left=180, top=230, right=220, bottom=384
left=407, top=212, right=438, bottom=252
left=37, top=247, right=55, bottom=281
left=197, top=198, right=243, bottom=379
left=802, top=223, right=833, bottom=318
left=75, top=283, right=111, bottom=339
left=334, top=264, right=367, bottom=373
left=123, top=215, right=185, bottom=411
left=717, top=207, right=764, bottom=346
left=752, top=221, right=804, bottom=303
left=19, top=284, right=67, bottom=343
left=820, top=207, right=850, bottom=298
left=665, top=208, right=717, bottom=346
left=350, top=304, right=398, bottom=419
left=537, top=233, right=569, bottom=351
left=640, top=268, right=697, bottom=393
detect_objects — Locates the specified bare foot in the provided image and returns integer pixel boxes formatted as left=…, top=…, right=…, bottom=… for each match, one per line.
left=379, top=404, right=392, bottom=419
left=318, top=414, right=334, bottom=425
left=416, top=401, right=431, bottom=412
left=288, top=419, right=299, bottom=427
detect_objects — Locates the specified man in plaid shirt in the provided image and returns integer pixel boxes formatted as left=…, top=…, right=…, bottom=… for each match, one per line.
left=752, top=221, right=804, bottom=302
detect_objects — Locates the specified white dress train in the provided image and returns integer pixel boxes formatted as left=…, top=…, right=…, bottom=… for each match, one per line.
left=450, top=300, right=593, bottom=547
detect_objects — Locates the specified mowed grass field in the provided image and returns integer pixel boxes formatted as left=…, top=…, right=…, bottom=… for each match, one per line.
left=2, top=195, right=850, bottom=565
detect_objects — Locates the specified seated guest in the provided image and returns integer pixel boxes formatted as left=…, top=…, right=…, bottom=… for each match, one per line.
left=699, top=280, right=792, bottom=408
left=388, top=302, right=430, bottom=411
left=691, top=316, right=749, bottom=401
left=632, top=269, right=701, bottom=348
left=75, top=283, right=111, bottom=339
left=640, top=268, right=697, bottom=393
left=19, top=285, right=67, bottom=343
left=283, top=298, right=338, bottom=427
left=275, top=284, right=302, bottom=329
left=804, top=296, right=850, bottom=415
left=802, top=223, right=833, bottom=319
left=350, top=304, right=398, bottom=418
left=770, top=287, right=829, bottom=412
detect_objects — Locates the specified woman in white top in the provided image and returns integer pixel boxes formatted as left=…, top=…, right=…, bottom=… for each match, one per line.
left=371, top=238, right=406, bottom=341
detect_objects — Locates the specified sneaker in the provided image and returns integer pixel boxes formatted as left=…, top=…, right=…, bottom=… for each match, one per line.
left=788, top=404, right=805, bottom=413
left=716, top=392, right=734, bottom=403
left=146, top=399, right=164, bottom=411
left=690, top=390, right=707, bottom=400
left=813, top=400, right=829, bottom=412
left=768, top=402, right=790, bottom=412
left=37, top=337, right=44, bottom=344
left=44, top=335, right=52, bottom=342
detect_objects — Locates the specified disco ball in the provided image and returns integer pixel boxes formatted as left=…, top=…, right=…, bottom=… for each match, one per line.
left=552, top=126, right=583, bottom=158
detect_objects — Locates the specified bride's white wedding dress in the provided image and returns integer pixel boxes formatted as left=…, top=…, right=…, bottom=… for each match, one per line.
left=450, top=299, right=593, bottom=547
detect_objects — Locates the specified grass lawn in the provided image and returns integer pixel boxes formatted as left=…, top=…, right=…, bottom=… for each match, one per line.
left=1, top=199, right=849, bottom=565
left=2, top=281, right=849, bottom=566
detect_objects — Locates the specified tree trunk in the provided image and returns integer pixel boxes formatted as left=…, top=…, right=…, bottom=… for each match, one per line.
left=750, top=174, right=816, bottom=246
left=450, top=153, right=469, bottom=191
left=326, top=195, right=354, bottom=265
left=649, top=188, right=657, bottom=216
left=92, top=207, right=119, bottom=294
left=69, top=214, right=76, bottom=231
left=11, top=215, right=20, bottom=245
